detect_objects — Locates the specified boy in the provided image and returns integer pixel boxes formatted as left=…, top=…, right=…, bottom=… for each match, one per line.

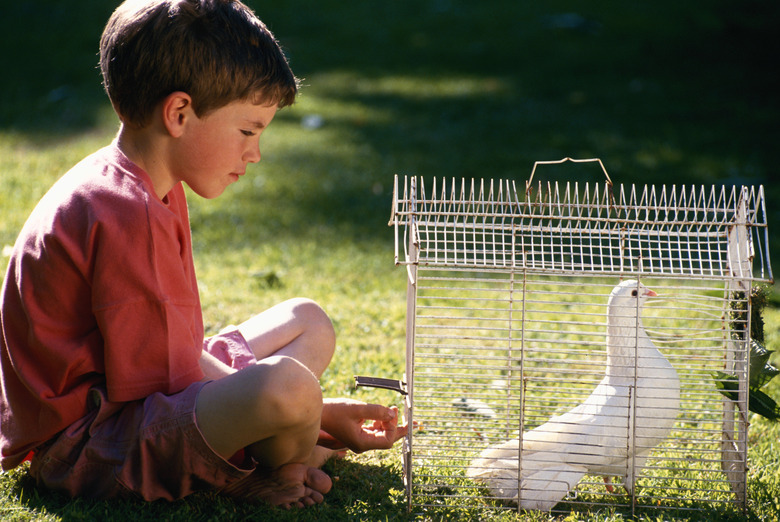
left=0, top=0, right=406, bottom=509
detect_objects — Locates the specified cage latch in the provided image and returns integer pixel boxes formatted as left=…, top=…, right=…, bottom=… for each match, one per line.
left=353, top=375, right=407, bottom=395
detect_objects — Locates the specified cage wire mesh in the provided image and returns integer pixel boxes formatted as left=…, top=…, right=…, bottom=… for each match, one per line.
left=386, top=160, right=773, bottom=517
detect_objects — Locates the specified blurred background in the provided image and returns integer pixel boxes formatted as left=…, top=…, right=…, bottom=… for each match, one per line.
left=2, top=0, right=778, bottom=281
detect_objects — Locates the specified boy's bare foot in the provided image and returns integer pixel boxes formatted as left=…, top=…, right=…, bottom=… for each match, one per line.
left=307, top=444, right=345, bottom=468
left=220, top=462, right=332, bottom=509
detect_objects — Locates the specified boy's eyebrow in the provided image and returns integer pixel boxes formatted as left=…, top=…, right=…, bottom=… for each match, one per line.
left=247, top=120, right=268, bottom=129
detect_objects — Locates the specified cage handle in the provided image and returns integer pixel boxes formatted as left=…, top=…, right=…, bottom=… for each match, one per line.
left=527, top=157, right=613, bottom=187
left=527, top=157, right=615, bottom=205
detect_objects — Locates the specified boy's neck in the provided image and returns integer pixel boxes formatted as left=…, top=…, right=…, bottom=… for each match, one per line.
left=116, top=123, right=177, bottom=201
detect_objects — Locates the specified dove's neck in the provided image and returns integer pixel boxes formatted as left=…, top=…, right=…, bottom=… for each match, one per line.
left=605, top=310, right=651, bottom=377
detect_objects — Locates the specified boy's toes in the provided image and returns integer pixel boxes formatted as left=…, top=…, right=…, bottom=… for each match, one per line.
left=305, top=466, right=332, bottom=495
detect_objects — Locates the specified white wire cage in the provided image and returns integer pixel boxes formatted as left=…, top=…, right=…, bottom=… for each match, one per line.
left=385, top=160, right=773, bottom=517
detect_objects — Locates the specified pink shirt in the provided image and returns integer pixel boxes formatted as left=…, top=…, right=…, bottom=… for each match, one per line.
left=0, top=143, right=205, bottom=469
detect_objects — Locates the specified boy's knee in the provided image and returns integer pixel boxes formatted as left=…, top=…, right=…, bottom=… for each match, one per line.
left=254, top=355, right=322, bottom=428
left=288, top=298, right=335, bottom=350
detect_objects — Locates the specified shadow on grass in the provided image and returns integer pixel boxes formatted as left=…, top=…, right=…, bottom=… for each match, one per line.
left=6, top=467, right=213, bottom=522
left=4, top=458, right=412, bottom=522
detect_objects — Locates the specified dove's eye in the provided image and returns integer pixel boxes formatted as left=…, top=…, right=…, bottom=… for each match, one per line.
left=631, top=290, right=638, bottom=297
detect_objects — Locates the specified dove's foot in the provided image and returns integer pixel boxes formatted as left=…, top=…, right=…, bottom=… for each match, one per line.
left=602, top=476, right=632, bottom=495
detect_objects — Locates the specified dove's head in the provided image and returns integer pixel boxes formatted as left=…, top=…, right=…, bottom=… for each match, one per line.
left=607, top=280, right=657, bottom=321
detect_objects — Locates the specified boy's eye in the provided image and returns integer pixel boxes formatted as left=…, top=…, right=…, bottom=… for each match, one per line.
left=241, top=130, right=256, bottom=137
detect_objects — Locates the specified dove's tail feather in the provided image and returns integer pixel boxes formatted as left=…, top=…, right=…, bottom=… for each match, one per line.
left=467, top=445, right=587, bottom=511
left=466, top=456, right=518, bottom=501
left=519, top=464, right=587, bottom=511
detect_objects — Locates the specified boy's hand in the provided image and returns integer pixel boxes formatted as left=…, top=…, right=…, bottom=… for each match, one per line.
left=319, top=398, right=408, bottom=454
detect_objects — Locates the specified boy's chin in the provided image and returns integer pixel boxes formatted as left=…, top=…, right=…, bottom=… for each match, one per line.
left=188, top=184, right=228, bottom=200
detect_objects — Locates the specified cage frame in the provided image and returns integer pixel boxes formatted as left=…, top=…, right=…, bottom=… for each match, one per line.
left=387, top=159, right=773, bottom=516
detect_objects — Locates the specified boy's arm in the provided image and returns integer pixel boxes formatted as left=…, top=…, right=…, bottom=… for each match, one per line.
left=199, top=350, right=236, bottom=380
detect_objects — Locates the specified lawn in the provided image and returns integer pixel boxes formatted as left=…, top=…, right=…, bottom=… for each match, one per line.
left=1, top=0, right=779, bottom=520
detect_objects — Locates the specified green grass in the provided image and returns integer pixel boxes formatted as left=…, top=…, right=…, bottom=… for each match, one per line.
left=2, top=0, right=779, bottom=520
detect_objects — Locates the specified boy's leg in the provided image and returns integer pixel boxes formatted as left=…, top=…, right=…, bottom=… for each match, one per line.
left=236, top=298, right=335, bottom=378
left=196, top=298, right=336, bottom=506
left=196, top=355, right=321, bottom=466
left=195, top=354, right=331, bottom=506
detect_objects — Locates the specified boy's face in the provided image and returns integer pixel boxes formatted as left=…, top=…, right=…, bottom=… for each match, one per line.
left=173, top=98, right=278, bottom=199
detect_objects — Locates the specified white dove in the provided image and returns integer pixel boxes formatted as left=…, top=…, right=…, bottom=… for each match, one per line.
left=467, top=280, right=680, bottom=511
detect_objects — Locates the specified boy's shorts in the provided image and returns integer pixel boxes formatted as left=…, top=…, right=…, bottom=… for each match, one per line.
left=29, top=329, right=258, bottom=501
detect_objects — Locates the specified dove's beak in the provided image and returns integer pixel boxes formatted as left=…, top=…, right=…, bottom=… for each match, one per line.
left=645, top=288, right=658, bottom=297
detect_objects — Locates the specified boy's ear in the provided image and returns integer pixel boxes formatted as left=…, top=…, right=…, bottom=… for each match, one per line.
left=161, top=91, right=194, bottom=138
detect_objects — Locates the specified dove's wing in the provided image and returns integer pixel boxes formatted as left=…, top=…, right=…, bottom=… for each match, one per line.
left=467, top=380, right=631, bottom=508
left=521, top=380, right=633, bottom=473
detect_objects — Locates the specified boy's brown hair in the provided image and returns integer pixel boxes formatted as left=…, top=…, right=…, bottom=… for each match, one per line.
left=100, top=0, right=299, bottom=128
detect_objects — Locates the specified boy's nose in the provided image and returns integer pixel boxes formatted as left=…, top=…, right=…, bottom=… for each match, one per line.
left=245, top=145, right=261, bottom=163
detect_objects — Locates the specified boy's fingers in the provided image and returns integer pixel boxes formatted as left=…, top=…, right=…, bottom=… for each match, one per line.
left=358, top=403, right=398, bottom=422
